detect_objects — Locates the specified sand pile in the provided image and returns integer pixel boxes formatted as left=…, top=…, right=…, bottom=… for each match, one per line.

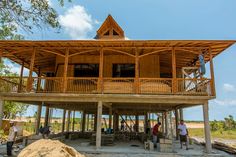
left=18, top=139, right=85, bottom=157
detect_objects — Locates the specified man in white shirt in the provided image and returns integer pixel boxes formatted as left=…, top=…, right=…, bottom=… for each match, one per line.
left=178, top=120, right=188, bottom=150
left=6, top=121, right=18, bottom=156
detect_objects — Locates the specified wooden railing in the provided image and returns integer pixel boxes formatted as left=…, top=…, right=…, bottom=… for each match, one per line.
left=0, top=76, right=214, bottom=96
left=176, top=78, right=212, bottom=95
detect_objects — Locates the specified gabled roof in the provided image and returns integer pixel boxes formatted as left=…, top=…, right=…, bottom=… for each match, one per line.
left=96, top=15, right=125, bottom=39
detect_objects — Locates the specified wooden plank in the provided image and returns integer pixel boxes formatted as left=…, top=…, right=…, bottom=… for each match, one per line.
left=172, top=47, right=177, bottom=93
left=209, top=47, right=216, bottom=96
left=99, top=48, right=104, bottom=93
left=63, top=49, right=69, bottom=92
left=27, top=48, right=36, bottom=92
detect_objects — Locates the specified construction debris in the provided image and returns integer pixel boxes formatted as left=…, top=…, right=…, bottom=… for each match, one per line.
left=18, top=139, right=85, bottom=157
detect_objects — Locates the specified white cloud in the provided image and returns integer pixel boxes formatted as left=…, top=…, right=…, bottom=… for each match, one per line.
left=59, top=5, right=96, bottom=39
left=223, top=83, right=235, bottom=92
left=212, top=99, right=236, bottom=106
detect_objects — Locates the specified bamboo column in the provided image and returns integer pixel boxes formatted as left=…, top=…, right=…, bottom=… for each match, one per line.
left=27, top=48, right=36, bottom=92
left=82, top=111, right=86, bottom=132
left=62, top=109, right=66, bottom=132
left=108, top=107, right=112, bottom=129
left=35, top=103, right=42, bottom=134
left=44, top=106, right=50, bottom=127
left=135, top=48, right=140, bottom=94
left=96, top=101, right=103, bottom=149
left=99, top=48, right=104, bottom=93
left=203, top=101, right=212, bottom=153
left=63, top=49, right=69, bottom=93
left=172, top=47, right=177, bottom=93
left=72, top=111, right=75, bottom=132
left=66, top=110, right=71, bottom=132
left=175, top=109, right=179, bottom=140
left=18, top=62, right=24, bottom=92
left=209, top=47, right=216, bottom=96
left=0, top=100, right=3, bottom=128
left=36, top=68, right=41, bottom=92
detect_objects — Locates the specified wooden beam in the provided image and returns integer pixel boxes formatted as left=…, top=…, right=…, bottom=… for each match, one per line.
left=109, top=107, right=112, bottom=129
left=66, top=110, right=71, bottom=132
left=18, top=62, right=24, bottom=92
left=63, top=49, right=69, bottom=92
left=172, top=47, right=177, bottom=93
left=175, top=109, right=179, bottom=140
left=69, top=49, right=98, bottom=57
left=72, top=110, right=75, bottom=132
left=139, top=49, right=170, bottom=58
left=99, top=48, right=104, bottom=93
left=0, top=100, right=3, bottom=128
left=82, top=111, right=86, bottom=132
left=27, top=48, right=36, bottom=92
left=135, top=48, right=140, bottom=94
left=103, top=48, right=135, bottom=57
left=45, top=106, right=50, bottom=127
left=36, top=103, right=42, bottom=134
left=41, top=49, right=65, bottom=58
left=209, top=47, right=216, bottom=96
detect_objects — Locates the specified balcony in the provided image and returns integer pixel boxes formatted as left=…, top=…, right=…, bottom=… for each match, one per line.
left=0, top=76, right=214, bottom=96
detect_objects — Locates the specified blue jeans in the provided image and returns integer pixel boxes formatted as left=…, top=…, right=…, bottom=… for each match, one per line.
left=7, top=141, right=14, bottom=156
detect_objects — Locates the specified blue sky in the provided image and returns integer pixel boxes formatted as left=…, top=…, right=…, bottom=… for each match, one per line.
left=8, top=0, right=236, bottom=120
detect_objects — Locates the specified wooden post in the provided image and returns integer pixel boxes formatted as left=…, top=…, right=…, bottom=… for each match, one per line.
left=35, top=103, right=42, bottom=134
left=36, top=68, right=41, bottom=92
left=62, top=109, right=66, bottom=132
left=165, top=112, right=168, bottom=136
left=96, top=101, right=103, bottom=149
left=109, top=107, right=112, bottom=129
left=0, top=100, right=3, bottom=128
left=66, top=110, right=71, bottom=132
left=113, top=112, right=117, bottom=132
left=94, top=113, right=97, bottom=131
left=209, top=47, right=216, bottom=96
left=172, top=47, right=177, bottom=93
left=18, top=62, right=24, bottom=92
left=161, top=113, right=165, bottom=135
left=135, top=48, right=139, bottom=94
left=86, top=114, right=90, bottom=131
left=175, top=109, right=179, bottom=140
left=27, top=48, right=36, bottom=92
left=99, top=48, right=104, bottom=93
left=179, top=108, right=183, bottom=120
left=135, top=114, right=139, bottom=132
left=63, top=49, right=69, bottom=93
left=82, top=111, right=86, bottom=132
left=203, top=101, right=212, bottom=153
left=44, top=106, right=50, bottom=127
left=72, top=110, right=75, bottom=132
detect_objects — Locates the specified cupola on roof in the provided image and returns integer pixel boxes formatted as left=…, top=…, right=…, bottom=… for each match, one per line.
left=95, top=15, right=125, bottom=40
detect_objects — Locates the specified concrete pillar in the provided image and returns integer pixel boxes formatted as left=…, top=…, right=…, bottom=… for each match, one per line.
left=35, top=104, right=42, bottom=134
left=82, top=111, right=86, bottom=132
left=165, top=112, right=168, bottom=136
left=161, top=113, right=165, bottom=134
left=179, top=108, right=183, bottom=120
left=44, top=106, right=50, bottom=127
left=66, top=110, right=71, bottom=132
left=96, top=101, right=102, bottom=149
left=72, top=111, right=75, bottom=132
left=86, top=114, right=89, bottom=131
left=203, top=102, right=212, bottom=153
left=175, top=109, right=179, bottom=140
left=0, top=100, right=3, bottom=128
left=135, top=115, right=139, bottom=132
left=108, top=108, right=112, bottom=129
left=62, top=109, right=66, bottom=132
left=94, top=113, right=97, bottom=131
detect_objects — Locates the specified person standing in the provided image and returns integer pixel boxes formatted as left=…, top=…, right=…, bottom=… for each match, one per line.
left=178, top=120, right=189, bottom=150
left=6, top=121, right=18, bottom=156
left=152, top=122, right=161, bottom=147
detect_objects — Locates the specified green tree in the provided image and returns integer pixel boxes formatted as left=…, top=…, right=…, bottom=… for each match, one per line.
left=0, top=0, right=71, bottom=39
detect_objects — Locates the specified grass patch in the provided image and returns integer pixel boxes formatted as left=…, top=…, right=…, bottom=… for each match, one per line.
left=189, top=128, right=236, bottom=140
